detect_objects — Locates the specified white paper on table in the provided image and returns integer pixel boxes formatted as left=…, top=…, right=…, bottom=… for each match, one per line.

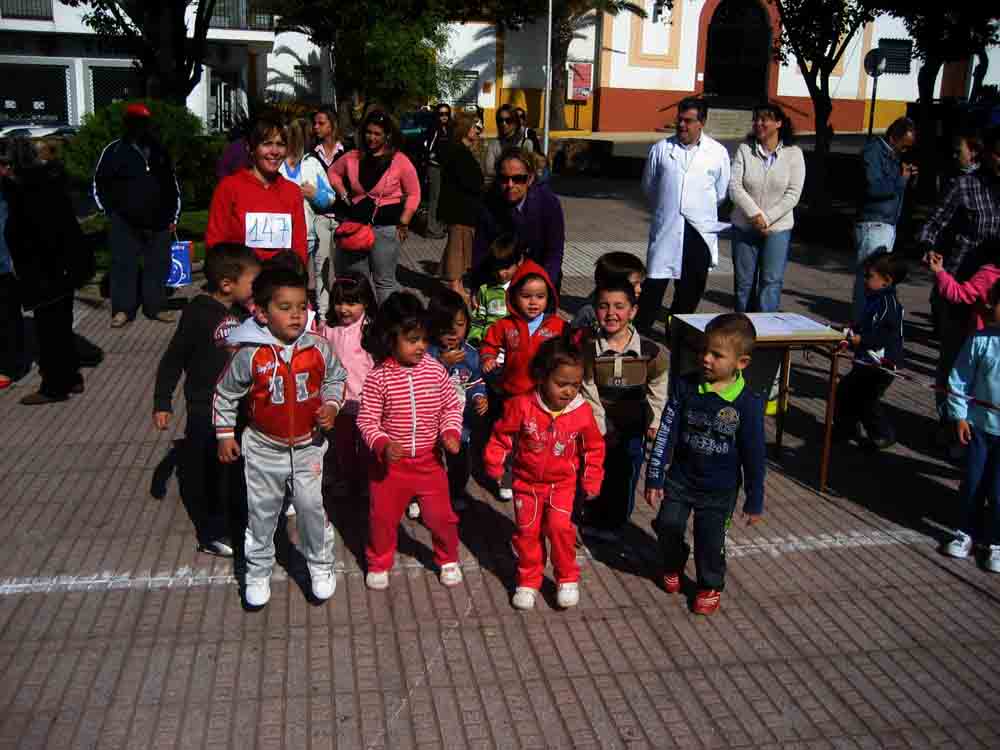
left=675, top=312, right=835, bottom=338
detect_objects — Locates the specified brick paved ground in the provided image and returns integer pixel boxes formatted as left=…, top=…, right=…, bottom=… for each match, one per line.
left=3, top=178, right=1000, bottom=749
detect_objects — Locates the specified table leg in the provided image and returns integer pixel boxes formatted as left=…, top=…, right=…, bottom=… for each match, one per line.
left=820, top=345, right=840, bottom=493
left=775, top=348, right=793, bottom=450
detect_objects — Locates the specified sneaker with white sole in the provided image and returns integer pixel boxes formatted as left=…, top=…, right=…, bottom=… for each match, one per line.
left=311, top=570, right=336, bottom=600
left=943, top=531, right=973, bottom=559
left=366, top=570, right=389, bottom=590
left=439, top=562, right=463, bottom=587
left=512, top=587, right=536, bottom=610
left=285, top=503, right=297, bottom=517
left=557, top=582, right=580, bottom=608
left=199, top=538, right=234, bottom=558
left=245, top=577, right=271, bottom=607
left=406, top=500, right=421, bottom=520
left=498, top=487, right=514, bottom=501
left=984, top=545, right=1000, bottom=573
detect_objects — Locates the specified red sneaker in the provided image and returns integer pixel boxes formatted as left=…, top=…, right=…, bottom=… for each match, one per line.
left=693, top=589, right=721, bottom=615
left=662, top=571, right=681, bottom=594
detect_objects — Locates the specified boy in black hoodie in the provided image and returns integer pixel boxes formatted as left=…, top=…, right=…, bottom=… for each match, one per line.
left=153, top=243, right=260, bottom=556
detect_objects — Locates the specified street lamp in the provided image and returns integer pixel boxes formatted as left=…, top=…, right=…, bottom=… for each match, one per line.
left=864, top=48, right=887, bottom=139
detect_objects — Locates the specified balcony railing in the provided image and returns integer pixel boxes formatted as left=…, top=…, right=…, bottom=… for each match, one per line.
left=209, top=0, right=274, bottom=31
left=0, top=0, right=54, bottom=21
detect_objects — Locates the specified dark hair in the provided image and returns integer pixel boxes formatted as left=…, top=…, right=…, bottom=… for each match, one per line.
left=312, top=106, right=340, bottom=140
left=594, top=251, right=646, bottom=288
left=705, top=313, right=757, bottom=357
left=366, top=291, right=427, bottom=363
left=326, top=270, right=376, bottom=327
left=6, top=137, right=39, bottom=171
left=864, top=249, right=908, bottom=285
left=252, top=266, right=307, bottom=309
left=751, top=102, right=796, bottom=145
left=487, top=233, right=523, bottom=269
left=361, top=109, right=403, bottom=155
left=435, top=102, right=452, bottom=115
left=983, top=125, right=1000, bottom=152
left=955, top=129, right=983, bottom=157
left=248, top=115, right=288, bottom=149
left=595, top=281, right=638, bottom=307
left=677, top=97, right=708, bottom=123
left=530, top=333, right=585, bottom=384
left=263, top=250, right=307, bottom=280
left=496, top=103, right=517, bottom=128
left=496, top=146, right=535, bottom=181
left=509, top=271, right=553, bottom=314
left=204, top=243, right=259, bottom=292
left=426, top=288, right=471, bottom=342
left=886, top=117, right=916, bottom=143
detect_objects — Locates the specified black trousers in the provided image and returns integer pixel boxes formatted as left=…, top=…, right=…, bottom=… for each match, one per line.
left=635, top=222, right=712, bottom=334
left=0, top=273, right=24, bottom=378
left=178, top=410, right=234, bottom=545
left=835, top=365, right=895, bottom=442
left=109, top=213, right=171, bottom=318
left=33, top=293, right=80, bottom=398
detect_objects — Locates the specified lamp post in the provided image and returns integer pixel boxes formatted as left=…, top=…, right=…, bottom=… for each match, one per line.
left=864, top=48, right=887, bottom=139
left=542, top=0, right=553, bottom=155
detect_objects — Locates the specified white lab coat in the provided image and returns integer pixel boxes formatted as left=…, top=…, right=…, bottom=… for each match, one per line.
left=641, top=134, right=731, bottom=279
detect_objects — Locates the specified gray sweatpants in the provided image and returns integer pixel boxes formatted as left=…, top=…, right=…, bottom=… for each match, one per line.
left=242, top=428, right=335, bottom=581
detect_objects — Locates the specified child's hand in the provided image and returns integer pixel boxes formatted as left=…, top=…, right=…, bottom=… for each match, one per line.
left=849, top=334, right=861, bottom=348
left=742, top=511, right=763, bottom=527
left=645, top=487, right=663, bottom=506
left=441, top=348, right=465, bottom=367
left=956, top=419, right=972, bottom=445
left=473, top=394, right=489, bottom=416
left=442, top=434, right=461, bottom=454
left=218, top=438, right=241, bottom=463
left=383, top=441, right=404, bottom=464
left=482, top=357, right=498, bottom=373
left=646, top=425, right=658, bottom=441
left=315, top=403, right=338, bottom=430
left=928, top=253, right=944, bottom=274
left=153, top=411, right=171, bottom=430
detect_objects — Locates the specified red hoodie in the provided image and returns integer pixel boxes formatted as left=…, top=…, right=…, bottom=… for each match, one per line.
left=479, top=260, right=566, bottom=396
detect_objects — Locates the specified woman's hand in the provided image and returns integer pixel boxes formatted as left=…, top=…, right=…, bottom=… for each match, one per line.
left=750, top=213, right=768, bottom=233
left=396, top=224, right=409, bottom=243
left=927, top=253, right=944, bottom=274
left=300, top=182, right=317, bottom=200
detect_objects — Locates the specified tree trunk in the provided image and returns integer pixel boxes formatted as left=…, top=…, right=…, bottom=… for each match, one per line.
left=917, top=57, right=942, bottom=201
left=806, top=76, right=834, bottom=216
left=547, top=12, right=572, bottom=134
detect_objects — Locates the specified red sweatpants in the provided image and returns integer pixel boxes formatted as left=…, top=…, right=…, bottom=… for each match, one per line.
left=333, top=410, right=368, bottom=484
left=512, top=479, right=579, bottom=589
left=367, top=451, right=459, bottom=573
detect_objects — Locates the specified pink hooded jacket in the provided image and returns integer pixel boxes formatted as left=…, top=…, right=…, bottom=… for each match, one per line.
left=319, top=315, right=373, bottom=414
left=936, top=264, right=1000, bottom=332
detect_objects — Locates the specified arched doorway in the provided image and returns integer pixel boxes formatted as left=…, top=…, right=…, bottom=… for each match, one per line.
left=703, top=0, right=771, bottom=105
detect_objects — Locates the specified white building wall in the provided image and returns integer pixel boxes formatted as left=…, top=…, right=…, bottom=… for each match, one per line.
left=265, top=31, right=322, bottom=100
left=445, top=22, right=499, bottom=109
left=608, top=0, right=701, bottom=92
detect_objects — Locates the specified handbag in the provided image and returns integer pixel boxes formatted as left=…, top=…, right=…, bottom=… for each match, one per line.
left=334, top=158, right=390, bottom=253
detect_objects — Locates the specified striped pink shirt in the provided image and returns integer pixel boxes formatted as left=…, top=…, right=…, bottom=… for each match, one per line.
left=357, top=354, right=462, bottom=459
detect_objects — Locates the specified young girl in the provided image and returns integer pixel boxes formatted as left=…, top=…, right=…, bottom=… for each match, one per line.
left=427, top=289, right=489, bottom=514
left=320, top=271, right=377, bottom=496
left=356, top=292, right=465, bottom=590
left=928, top=242, right=1000, bottom=334
left=484, top=335, right=605, bottom=611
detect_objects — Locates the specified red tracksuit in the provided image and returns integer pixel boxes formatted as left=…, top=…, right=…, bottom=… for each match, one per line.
left=485, top=391, right=605, bottom=588
left=357, top=354, right=463, bottom=573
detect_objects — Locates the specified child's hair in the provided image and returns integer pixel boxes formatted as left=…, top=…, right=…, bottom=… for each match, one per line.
left=989, top=278, right=1000, bottom=308
left=594, top=251, right=646, bottom=288
left=531, top=333, right=585, bottom=384
left=864, top=250, right=908, bottom=285
left=252, top=266, right=307, bottom=309
left=426, top=288, right=471, bottom=342
left=366, top=291, right=427, bottom=363
left=262, top=250, right=307, bottom=282
left=595, top=280, right=638, bottom=306
left=704, top=313, right=757, bottom=357
left=955, top=129, right=984, bottom=159
left=204, top=243, right=259, bottom=292
left=326, top=271, right=376, bottom=324
left=487, top=233, right=523, bottom=273
left=509, top=272, right=553, bottom=313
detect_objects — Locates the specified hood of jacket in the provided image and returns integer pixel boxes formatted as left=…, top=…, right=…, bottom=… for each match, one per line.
left=533, top=389, right=587, bottom=417
left=227, top=309, right=318, bottom=348
left=506, top=259, right=559, bottom=318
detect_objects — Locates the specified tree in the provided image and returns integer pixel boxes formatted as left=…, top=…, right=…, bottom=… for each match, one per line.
left=60, top=1, right=219, bottom=103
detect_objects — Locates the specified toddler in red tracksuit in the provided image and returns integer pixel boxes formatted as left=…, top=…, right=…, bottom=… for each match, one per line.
left=357, top=291, right=465, bottom=590
left=485, top=335, right=605, bottom=610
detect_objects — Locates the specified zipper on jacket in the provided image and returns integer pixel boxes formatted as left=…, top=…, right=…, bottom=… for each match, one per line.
left=407, top=370, right=417, bottom=457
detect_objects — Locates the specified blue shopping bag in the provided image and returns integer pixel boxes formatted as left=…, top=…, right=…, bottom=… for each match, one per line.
left=167, top=240, right=193, bottom=287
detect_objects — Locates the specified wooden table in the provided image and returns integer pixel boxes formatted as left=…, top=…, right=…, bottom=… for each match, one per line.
left=670, top=313, right=846, bottom=492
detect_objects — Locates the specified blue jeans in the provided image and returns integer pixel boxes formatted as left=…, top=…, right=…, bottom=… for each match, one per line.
left=732, top=228, right=792, bottom=313
left=853, top=221, right=896, bottom=321
left=335, top=224, right=400, bottom=305
left=957, top=429, right=1000, bottom=545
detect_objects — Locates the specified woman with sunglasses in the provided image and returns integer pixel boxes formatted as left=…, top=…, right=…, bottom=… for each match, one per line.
left=437, top=110, right=485, bottom=295
left=483, top=104, right=534, bottom=190
left=328, top=110, right=421, bottom=304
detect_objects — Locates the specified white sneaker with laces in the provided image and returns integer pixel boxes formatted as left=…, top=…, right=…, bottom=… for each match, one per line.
left=366, top=571, right=389, bottom=590
left=312, top=570, right=336, bottom=600
left=440, top=562, right=463, bottom=587
left=285, top=503, right=297, bottom=517
left=985, top=545, right=1000, bottom=573
left=245, top=577, right=271, bottom=607
left=499, top=488, right=514, bottom=501
left=943, top=531, right=973, bottom=559
left=512, top=587, right=536, bottom=610
left=407, top=501, right=421, bottom=520
left=557, top=582, right=580, bottom=608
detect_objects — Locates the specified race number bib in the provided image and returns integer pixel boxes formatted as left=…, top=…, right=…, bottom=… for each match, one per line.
left=245, top=212, right=292, bottom=249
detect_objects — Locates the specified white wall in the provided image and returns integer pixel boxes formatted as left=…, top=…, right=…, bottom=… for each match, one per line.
left=608, top=0, right=701, bottom=92
left=446, top=22, right=498, bottom=109
left=265, top=30, right=322, bottom=100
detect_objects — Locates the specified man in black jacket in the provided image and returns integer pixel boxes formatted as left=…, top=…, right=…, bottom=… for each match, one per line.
left=93, top=102, right=181, bottom=327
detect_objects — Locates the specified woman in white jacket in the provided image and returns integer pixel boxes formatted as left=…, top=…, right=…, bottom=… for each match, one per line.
left=280, top=118, right=336, bottom=310
left=728, top=103, right=805, bottom=313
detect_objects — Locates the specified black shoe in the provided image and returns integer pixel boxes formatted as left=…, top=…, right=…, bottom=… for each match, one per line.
left=20, top=391, right=69, bottom=405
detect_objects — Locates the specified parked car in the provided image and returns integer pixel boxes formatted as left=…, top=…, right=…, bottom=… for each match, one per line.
left=0, top=124, right=77, bottom=138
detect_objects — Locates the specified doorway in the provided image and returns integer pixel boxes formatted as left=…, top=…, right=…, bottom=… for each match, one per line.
left=703, top=0, right=771, bottom=105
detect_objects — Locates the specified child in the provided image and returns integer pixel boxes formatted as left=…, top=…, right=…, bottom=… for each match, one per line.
left=942, top=278, right=1000, bottom=571
left=319, top=271, right=377, bottom=496
left=485, top=335, right=605, bottom=610
left=356, top=292, right=465, bottom=590
left=571, top=251, right=646, bottom=332
left=153, top=243, right=260, bottom=557
left=427, top=289, right=489, bottom=513
left=834, top=250, right=906, bottom=450
left=214, top=267, right=347, bottom=607
left=579, top=281, right=669, bottom=541
left=644, top=313, right=765, bottom=616
left=928, top=242, right=1000, bottom=333
left=467, top=233, right=522, bottom=346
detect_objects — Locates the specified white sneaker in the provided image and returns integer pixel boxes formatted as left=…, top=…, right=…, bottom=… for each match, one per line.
left=984, top=545, right=1000, bottom=573
left=406, top=501, right=421, bottom=520
left=285, top=503, right=297, bottom=517
left=245, top=577, right=271, bottom=607
left=943, top=532, right=973, bottom=559
left=512, top=587, right=536, bottom=610
left=498, top=488, right=514, bottom=501
left=311, top=570, right=336, bottom=601
left=366, top=571, right=389, bottom=590
left=557, top=582, right=580, bottom=609
left=440, top=562, right=463, bottom=587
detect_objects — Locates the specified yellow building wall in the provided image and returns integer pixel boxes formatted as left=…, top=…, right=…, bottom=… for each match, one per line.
left=863, top=99, right=909, bottom=132
left=485, top=87, right=595, bottom=140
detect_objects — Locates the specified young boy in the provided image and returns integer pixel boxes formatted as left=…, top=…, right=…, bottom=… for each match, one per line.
left=834, top=250, right=906, bottom=450
left=153, top=243, right=260, bottom=557
left=571, top=251, right=646, bottom=332
left=579, top=282, right=669, bottom=541
left=644, top=313, right=765, bottom=615
left=467, top=233, right=522, bottom=346
left=214, top=267, right=347, bottom=607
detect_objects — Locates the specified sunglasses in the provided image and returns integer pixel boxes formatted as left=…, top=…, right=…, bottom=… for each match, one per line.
left=499, top=174, right=530, bottom=185
left=498, top=117, right=513, bottom=125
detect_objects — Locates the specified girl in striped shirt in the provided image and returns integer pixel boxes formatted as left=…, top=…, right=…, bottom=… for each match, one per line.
left=357, top=292, right=465, bottom=590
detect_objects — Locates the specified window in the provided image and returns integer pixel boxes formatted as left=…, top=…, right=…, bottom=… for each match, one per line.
left=294, top=66, right=321, bottom=102
left=0, top=0, right=53, bottom=21
left=878, top=39, right=913, bottom=75
left=91, top=67, right=143, bottom=110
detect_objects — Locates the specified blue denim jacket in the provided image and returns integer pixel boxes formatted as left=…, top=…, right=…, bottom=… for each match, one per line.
left=858, top=138, right=907, bottom=225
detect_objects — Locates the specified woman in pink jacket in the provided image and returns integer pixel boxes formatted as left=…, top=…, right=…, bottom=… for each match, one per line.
left=328, top=110, right=421, bottom=304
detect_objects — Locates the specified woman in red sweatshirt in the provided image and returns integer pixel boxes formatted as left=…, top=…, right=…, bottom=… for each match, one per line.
left=206, top=116, right=307, bottom=266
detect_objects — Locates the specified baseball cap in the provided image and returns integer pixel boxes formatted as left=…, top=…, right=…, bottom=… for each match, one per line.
left=125, top=103, right=152, bottom=119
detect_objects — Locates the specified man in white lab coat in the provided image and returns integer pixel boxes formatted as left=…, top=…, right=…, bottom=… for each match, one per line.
left=637, top=98, right=731, bottom=334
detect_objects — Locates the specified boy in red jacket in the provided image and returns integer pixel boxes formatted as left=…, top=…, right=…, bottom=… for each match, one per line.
left=485, top=335, right=605, bottom=611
